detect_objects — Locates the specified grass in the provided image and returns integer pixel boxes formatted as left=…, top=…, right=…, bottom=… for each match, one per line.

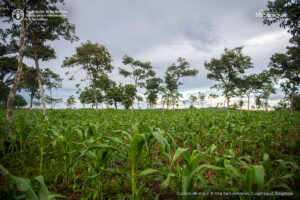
left=0, top=109, right=300, bottom=199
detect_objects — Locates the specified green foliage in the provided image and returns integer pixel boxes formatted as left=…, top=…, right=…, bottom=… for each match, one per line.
left=66, top=95, right=76, bottom=108
left=263, top=0, right=300, bottom=37
left=1, top=107, right=300, bottom=199
left=0, top=164, right=63, bottom=200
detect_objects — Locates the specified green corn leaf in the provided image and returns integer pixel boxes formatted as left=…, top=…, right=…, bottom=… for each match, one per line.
left=171, top=147, right=188, bottom=166
left=137, top=169, right=158, bottom=177
left=253, top=165, right=264, bottom=191
left=271, top=183, right=292, bottom=191
left=10, top=175, right=38, bottom=200
left=161, top=173, right=175, bottom=190
left=34, top=176, right=50, bottom=200
left=280, top=174, right=294, bottom=179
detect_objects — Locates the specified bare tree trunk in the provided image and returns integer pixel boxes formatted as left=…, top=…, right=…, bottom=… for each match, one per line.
left=114, top=101, right=117, bottom=109
left=6, top=14, right=25, bottom=121
left=93, top=85, right=98, bottom=112
left=265, top=98, right=268, bottom=111
left=290, top=83, right=295, bottom=116
left=226, top=96, right=230, bottom=116
left=33, top=45, right=48, bottom=121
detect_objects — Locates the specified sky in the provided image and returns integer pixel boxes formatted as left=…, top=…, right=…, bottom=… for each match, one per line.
left=12, top=0, right=293, bottom=109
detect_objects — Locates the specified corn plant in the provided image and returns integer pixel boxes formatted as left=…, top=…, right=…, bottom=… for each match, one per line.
left=0, top=164, right=63, bottom=200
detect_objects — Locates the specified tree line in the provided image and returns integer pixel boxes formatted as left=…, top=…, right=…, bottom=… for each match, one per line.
left=0, top=0, right=299, bottom=121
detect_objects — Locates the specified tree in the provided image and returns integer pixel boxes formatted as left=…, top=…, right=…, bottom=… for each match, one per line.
left=21, top=66, right=38, bottom=111
left=63, top=41, right=113, bottom=112
left=198, top=92, right=206, bottom=109
left=189, top=95, right=197, bottom=107
left=164, top=57, right=198, bottom=109
left=106, top=84, right=123, bottom=109
left=263, top=0, right=300, bottom=38
left=239, top=99, right=244, bottom=110
left=144, top=77, right=162, bottom=109
left=45, top=95, right=62, bottom=108
left=121, top=84, right=136, bottom=111
left=119, top=55, right=155, bottom=111
left=13, top=94, right=27, bottom=108
left=159, top=87, right=171, bottom=109
left=0, top=55, right=26, bottom=108
left=208, top=93, right=219, bottom=107
left=1, top=0, right=77, bottom=121
left=1, top=0, right=32, bottom=120
left=136, top=95, right=143, bottom=109
left=42, top=68, right=62, bottom=108
left=79, top=87, right=103, bottom=108
left=238, top=74, right=260, bottom=111
left=256, top=70, right=276, bottom=111
left=269, top=38, right=300, bottom=115
left=66, top=95, right=76, bottom=109
left=204, top=47, right=253, bottom=116
left=255, top=96, right=263, bottom=110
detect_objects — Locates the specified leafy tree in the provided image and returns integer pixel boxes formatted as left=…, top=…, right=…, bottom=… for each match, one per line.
left=238, top=74, right=261, bottom=111
left=119, top=55, right=155, bottom=110
left=189, top=95, right=197, bottom=107
left=204, top=47, right=253, bottom=116
left=255, top=70, right=276, bottom=111
left=1, top=0, right=77, bottom=121
left=63, top=41, right=113, bottom=112
left=159, top=87, right=171, bottom=109
left=198, top=92, right=206, bottom=109
left=106, top=84, right=123, bottom=109
left=269, top=38, right=300, bottom=115
left=164, top=57, right=198, bottom=109
left=144, top=77, right=162, bottom=109
left=66, top=95, right=76, bottom=109
left=0, top=55, right=25, bottom=108
left=263, top=0, right=300, bottom=37
left=42, top=68, right=62, bottom=108
left=13, top=94, right=27, bottom=108
left=208, top=93, right=219, bottom=107
left=121, top=84, right=136, bottom=111
left=136, top=95, right=143, bottom=109
left=79, top=87, right=103, bottom=108
left=21, top=66, right=38, bottom=111
left=45, top=95, right=62, bottom=108
left=239, top=99, right=244, bottom=110
left=1, top=0, right=32, bottom=120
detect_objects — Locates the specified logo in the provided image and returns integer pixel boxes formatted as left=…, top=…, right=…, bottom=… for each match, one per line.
left=12, top=9, right=24, bottom=21
left=255, top=8, right=287, bottom=19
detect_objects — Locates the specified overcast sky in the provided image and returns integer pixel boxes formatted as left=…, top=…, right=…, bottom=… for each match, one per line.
left=18, top=0, right=292, bottom=108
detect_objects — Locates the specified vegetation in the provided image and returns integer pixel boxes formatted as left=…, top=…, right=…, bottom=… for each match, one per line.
left=0, top=0, right=300, bottom=199
left=0, top=109, right=299, bottom=199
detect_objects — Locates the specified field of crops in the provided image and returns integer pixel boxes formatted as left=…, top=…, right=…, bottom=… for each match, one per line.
left=0, top=109, right=300, bottom=199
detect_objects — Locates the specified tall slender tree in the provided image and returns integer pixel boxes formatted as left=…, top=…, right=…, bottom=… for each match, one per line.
left=63, top=41, right=113, bottom=113
left=144, top=77, right=162, bottom=109
left=119, top=55, right=155, bottom=111
left=198, top=92, right=206, bottom=109
left=164, top=57, right=198, bottom=109
left=204, top=47, right=253, bottom=116
left=20, top=66, right=38, bottom=111
left=42, top=67, right=62, bottom=108
left=269, top=37, right=300, bottom=115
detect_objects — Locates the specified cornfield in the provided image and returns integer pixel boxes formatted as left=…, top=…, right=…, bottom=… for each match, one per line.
left=0, top=109, right=299, bottom=199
